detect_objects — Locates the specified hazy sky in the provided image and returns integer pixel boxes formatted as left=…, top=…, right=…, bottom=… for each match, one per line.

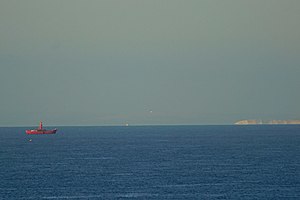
left=1, top=0, right=300, bottom=126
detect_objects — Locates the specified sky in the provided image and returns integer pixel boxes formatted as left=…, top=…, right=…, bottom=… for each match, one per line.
left=0, top=0, right=300, bottom=126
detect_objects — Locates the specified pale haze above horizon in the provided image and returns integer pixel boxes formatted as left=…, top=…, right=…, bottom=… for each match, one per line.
left=1, top=0, right=300, bottom=126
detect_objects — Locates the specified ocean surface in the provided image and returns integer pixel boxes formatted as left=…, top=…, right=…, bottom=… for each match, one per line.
left=0, top=125, right=299, bottom=199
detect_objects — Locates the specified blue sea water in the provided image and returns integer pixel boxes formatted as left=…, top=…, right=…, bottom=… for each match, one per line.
left=0, top=125, right=299, bottom=199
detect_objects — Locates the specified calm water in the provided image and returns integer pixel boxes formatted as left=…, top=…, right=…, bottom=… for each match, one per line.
left=0, top=125, right=299, bottom=199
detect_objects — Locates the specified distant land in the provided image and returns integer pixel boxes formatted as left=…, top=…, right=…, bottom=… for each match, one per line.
left=235, top=120, right=300, bottom=125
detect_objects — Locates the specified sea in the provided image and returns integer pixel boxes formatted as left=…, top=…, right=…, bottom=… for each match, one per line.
left=0, top=125, right=299, bottom=199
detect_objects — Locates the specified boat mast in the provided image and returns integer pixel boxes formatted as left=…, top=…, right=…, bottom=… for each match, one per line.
left=39, top=121, right=43, bottom=130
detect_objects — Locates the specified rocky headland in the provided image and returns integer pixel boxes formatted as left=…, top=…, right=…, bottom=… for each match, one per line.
left=235, top=120, right=300, bottom=125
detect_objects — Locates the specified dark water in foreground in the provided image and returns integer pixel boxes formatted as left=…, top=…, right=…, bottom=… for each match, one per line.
left=0, top=125, right=299, bottom=199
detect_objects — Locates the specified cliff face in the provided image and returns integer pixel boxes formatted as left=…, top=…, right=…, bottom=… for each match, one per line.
left=268, top=120, right=300, bottom=124
left=235, top=120, right=260, bottom=125
left=235, top=120, right=300, bottom=125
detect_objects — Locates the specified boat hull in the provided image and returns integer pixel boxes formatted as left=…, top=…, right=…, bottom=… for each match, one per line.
left=26, top=129, right=57, bottom=134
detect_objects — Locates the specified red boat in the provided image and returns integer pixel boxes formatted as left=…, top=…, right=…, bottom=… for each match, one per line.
left=26, top=122, right=57, bottom=134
